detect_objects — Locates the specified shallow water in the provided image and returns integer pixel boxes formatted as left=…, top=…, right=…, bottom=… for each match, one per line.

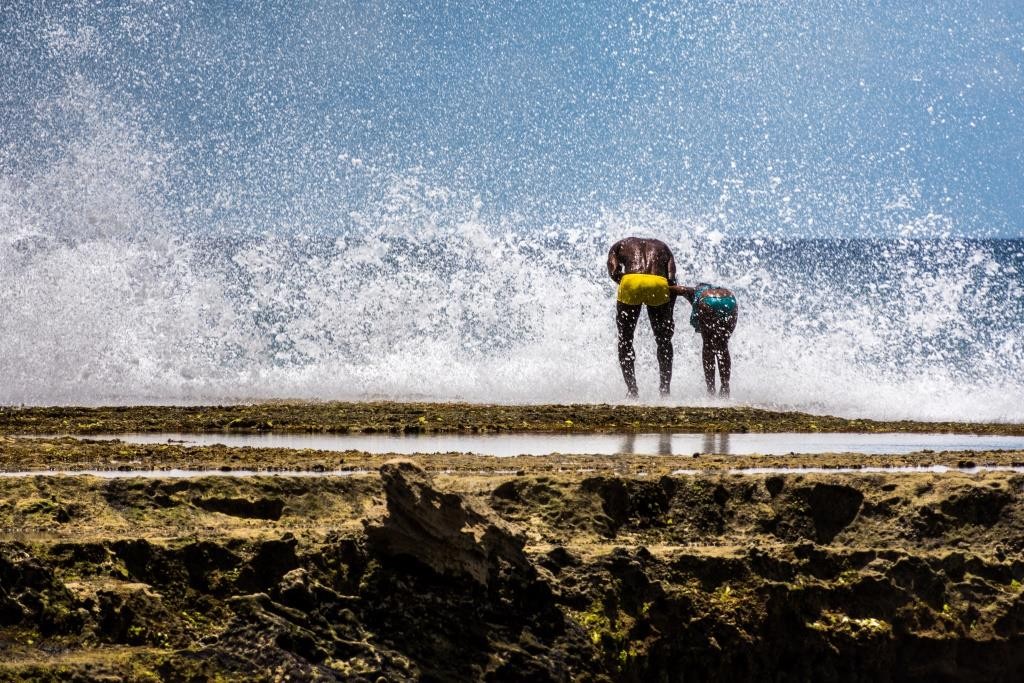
left=74, top=431, right=1024, bottom=457
left=0, top=468, right=362, bottom=479
left=674, top=465, right=1024, bottom=476
left=2, top=464, right=1022, bottom=480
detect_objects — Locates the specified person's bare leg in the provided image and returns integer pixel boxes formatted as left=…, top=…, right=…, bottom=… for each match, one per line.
left=649, top=299, right=676, bottom=396
left=716, top=337, right=731, bottom=397
left=617, top=302, right=641, bottom=398
left=716, top=316, right=736, bottom=397
left=701, top=335, right=716, bottom=394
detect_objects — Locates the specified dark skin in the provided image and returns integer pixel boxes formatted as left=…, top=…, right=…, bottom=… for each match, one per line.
left=670, top=284, right=738, bottom=397
left=607, top=237, right=677, bottom=398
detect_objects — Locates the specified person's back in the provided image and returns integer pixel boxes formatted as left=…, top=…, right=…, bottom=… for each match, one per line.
left=607, top=237, right=678, bottom=398
left=607, top=237, right=676, bottom=282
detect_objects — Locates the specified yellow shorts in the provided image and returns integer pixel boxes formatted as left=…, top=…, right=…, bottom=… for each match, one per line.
left=616, top=274, right=670, bottom=306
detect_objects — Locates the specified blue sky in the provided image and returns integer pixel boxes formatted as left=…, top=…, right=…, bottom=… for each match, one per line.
left=3, top=1, right=1023, bottom=236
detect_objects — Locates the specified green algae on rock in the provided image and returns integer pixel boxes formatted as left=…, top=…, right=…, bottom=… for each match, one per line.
left=2, top=401, right=1023, bottom=436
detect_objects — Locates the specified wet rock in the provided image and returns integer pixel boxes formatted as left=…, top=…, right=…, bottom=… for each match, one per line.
left=365, top=460, right=529, bottom=586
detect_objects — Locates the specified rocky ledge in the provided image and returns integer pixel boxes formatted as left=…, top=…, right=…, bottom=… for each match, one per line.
left=1, top=460, right=1023, bottom=681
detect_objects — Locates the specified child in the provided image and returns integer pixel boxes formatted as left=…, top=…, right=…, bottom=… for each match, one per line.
left=669, top=283, right=738, bottom=396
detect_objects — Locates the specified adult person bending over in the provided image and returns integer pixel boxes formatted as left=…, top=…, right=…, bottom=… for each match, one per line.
left=607, top=237, right=678, bottom=398
left=670, top=283, right=738, bottom=397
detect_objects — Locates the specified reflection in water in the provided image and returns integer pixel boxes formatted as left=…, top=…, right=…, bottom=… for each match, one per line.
left=619, top=433, right=730, bottom=456
left=48, top=432, right=1024, bottom=458
left=701, top=433, right=732, bottom=455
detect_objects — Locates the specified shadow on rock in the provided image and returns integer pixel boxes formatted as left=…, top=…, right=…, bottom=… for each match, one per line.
left=203, top=461, right=600, bottom=681
left=764, top=483, right=864, bottom=544
left=361, top=460, right=597, bottom=680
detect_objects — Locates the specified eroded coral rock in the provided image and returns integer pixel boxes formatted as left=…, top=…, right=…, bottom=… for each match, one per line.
left=364, top=459, right=530, bottom=586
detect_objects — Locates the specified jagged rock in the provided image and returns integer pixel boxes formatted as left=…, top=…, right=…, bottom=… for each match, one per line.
left=216, top=591, right=402, bottom=681
left=8, top=465, right=1024, bottom=681
left=0, top=542, right=82, bottom=634
left=364, top=460, right=529, bottom=586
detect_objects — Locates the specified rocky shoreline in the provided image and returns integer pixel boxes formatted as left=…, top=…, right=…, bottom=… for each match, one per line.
left=3, top=401, right=1024, bottom=436
left=1, top=403, right=1023, bottom=681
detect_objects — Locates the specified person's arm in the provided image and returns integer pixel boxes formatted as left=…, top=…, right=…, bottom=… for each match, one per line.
left=669, top=284, right=695, bottom=301
left=666, top=252, right=677, bottom=285
left=607, top=244, right=623, bottom=283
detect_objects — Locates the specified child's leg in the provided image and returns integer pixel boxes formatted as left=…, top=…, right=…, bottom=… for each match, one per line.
left=701, top=335, right=717, bottom=394
left=717, top=339, right=731, bottom=397
left=713, top=314, right=737, bottom=397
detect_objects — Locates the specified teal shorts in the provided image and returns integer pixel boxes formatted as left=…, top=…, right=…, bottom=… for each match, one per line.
left=690, top=285, right=737, bottom=334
